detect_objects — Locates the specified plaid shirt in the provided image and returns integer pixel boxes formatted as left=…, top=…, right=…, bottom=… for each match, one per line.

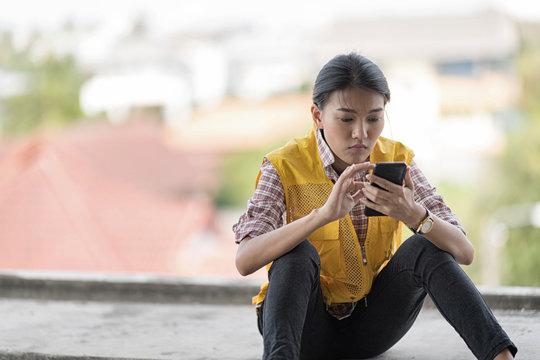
left=233, top=129, right=463, bottom=243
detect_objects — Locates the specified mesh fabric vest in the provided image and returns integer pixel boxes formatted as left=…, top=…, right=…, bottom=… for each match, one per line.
left=252, top=127, right=414, bottom=306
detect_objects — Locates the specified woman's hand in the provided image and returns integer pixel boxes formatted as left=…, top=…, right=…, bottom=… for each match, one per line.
left=236, top=162, right=374, bottom=276
left=319, top=162, right=373, bottom=223
left=361, top=166, right=425, bottom=227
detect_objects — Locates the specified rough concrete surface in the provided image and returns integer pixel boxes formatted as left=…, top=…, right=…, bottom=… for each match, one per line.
left=0, top=271, right=538, bottom=360
left=0, top=299, right=538, bottom=360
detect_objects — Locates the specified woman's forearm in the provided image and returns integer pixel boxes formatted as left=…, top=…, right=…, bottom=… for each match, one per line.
left=407, top=203, right=474, bottom=265
left=422, top=215, right=475, bottom=265
left=235, top=208, right=329, bottom=276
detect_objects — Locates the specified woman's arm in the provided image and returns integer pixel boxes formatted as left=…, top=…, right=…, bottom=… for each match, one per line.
left=361, top=167, right=474, bottom=265
left=398, top=192, right=474, bottom=265
left=236, top=208, right=327, bottom=276
left=236, top=162, right=372, bottom=276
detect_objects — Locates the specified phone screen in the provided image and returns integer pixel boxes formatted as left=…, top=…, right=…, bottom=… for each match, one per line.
left=364, top=161, right=407, bottom=217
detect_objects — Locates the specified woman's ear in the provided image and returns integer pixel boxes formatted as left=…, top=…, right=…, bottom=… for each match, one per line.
left=311, top=104, right=324, bottom=129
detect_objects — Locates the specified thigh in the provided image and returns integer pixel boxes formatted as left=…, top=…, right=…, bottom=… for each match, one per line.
left=258, top=239, right=340, bottom=360
left=258, top=282, right=340, bottom=360
left=300, top=285, right=341, bottom=360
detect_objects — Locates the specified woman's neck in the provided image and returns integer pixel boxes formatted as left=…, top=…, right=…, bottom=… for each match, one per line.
left=332, top=158, right=349, bottom=176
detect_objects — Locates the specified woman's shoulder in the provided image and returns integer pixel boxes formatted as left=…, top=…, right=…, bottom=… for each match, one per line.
left=377, top=135, right=412, bottom=149
left=374, top=136, right=414, bottom=163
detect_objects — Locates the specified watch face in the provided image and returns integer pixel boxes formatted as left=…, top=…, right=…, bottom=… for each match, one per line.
left=421, top=220, right=433, bottom=233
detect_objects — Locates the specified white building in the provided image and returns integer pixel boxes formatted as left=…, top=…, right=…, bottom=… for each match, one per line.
left=310, top=10, right=521, bottom=183
left=79, top=27, right=230, bottom=128
left=75, top=10, right=521, bottom=183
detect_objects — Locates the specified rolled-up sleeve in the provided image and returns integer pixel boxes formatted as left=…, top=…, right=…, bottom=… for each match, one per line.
left=410, top=160, right=465, bottom=234
left=232, top=158, right=286, bottom=243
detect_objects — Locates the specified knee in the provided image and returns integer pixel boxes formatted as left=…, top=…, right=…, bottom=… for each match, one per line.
left=269, top=239, right=320, bottom=277
left=406, top=234, right=452, bottom=255
left=400, top=235, right=456, bottom=269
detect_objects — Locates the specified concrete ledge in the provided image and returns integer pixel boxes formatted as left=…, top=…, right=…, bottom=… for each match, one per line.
left=0, top=353, right=150, bottom=360
left=477, top=285, right=540, bottom=310
left=0, top=271, right=261, bottom=305
left=1, top=270, right=539, bottom=310
left=423, top=285, right=540, bottom=311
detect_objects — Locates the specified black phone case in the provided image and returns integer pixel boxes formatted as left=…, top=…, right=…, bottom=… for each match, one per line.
left=364, top=162, right=407, bottom=217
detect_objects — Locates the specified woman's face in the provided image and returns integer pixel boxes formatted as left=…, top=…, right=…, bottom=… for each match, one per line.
left=312, top=87, right=385, bottom=174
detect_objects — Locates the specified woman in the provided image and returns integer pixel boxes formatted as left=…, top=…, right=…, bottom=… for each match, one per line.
left=233, top=53, right=517, bottom=360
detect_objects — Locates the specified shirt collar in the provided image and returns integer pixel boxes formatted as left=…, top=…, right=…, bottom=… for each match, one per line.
left=315, top=128, right=335, bottom=169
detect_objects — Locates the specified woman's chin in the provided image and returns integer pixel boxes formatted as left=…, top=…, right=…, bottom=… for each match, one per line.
left=348, top=155, right=369, bottom=165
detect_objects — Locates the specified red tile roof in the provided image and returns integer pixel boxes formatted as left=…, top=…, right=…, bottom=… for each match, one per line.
left=54, top=122, right=222, bottom=198
left=0, top=122, right=258, bottom=278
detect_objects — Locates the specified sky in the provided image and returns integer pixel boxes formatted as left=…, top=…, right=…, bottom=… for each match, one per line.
left=0, top=0, right=539, bottom=38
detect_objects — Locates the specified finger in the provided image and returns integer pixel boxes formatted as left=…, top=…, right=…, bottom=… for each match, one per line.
left=362, top=184, right=380, bottom=204
left=348, top=180, right=365, bottom=192
left=368, top=174, right=402, bottom=193
left=337, top=163, right=373, bottom=189
left=363, top=183, right=393, bottom=203
left=350, top=161, right=373, bottom=170
left=404, top=166, right=414, bottom=190
left=351, top=188, right=364, bottom=203
left=334, top=167, right=359, bottom=193
left=335, top=164, right=373, bottom=197
left=336, top=164, right=356, bottom=183
left=359, top=196, right=386, bottom=214
left=346, top=162, right=374, bottom=178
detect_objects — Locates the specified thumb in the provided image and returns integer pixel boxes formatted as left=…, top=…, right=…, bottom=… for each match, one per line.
left=404, top=166, right=414, bottom=190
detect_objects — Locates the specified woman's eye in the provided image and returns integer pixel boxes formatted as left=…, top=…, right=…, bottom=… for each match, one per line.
left=368, top=117, right=380, bottom=123
left=340, top=118, right=353, bottom=123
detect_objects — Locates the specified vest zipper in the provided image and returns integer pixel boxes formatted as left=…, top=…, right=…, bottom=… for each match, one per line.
left=360, top=244, right=368, bottom=266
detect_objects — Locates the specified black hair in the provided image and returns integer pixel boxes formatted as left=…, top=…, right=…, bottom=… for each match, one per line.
left=312, top=53, right=390, bottom=109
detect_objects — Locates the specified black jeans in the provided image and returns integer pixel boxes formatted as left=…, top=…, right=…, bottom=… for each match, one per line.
left=257, top=235, right=517, bottom=360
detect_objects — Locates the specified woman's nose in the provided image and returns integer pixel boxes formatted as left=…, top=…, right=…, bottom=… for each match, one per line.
left=352, top=123, right=367, bottom=139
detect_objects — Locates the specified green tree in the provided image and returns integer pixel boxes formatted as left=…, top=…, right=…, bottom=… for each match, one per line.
left=476, top=23, right=540, bottom=286
left=215, top=144, right=277, bottom=208
left=0, top=31, right=87, bottom=136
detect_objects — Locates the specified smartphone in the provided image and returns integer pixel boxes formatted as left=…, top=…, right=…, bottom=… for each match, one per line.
left=364, top=161, right=408, bottom=217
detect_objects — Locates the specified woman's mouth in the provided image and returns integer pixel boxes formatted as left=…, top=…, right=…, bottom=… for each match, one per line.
left=349, top=144, right=367, bottom=151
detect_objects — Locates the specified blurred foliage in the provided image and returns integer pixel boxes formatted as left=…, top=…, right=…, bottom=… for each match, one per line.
left=469, top=22, right=540, bottom=286
left=436, top=181, right=484, bottom=283
left=501, top=227, right=540, bottom=286
left=215, top=142, right=281, bottom=208
left=0, top=31, right=87, bottom=136
left=495, top=24, right=540, bottom=286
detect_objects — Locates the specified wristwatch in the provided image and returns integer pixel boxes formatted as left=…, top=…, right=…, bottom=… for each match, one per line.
left=410, top=207, right=434, bottom=235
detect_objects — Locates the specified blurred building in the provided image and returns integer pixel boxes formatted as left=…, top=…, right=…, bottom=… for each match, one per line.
left=313, top=10, right=521, bottom=182
left=74, top=10, right=522, bottom=182
left=0, top=122, right=251, bottom=278
left=79, top=24, right=232, bottom=128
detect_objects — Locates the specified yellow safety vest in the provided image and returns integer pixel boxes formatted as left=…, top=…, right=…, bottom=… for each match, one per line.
left=252, top=127, right=414, bottom=306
